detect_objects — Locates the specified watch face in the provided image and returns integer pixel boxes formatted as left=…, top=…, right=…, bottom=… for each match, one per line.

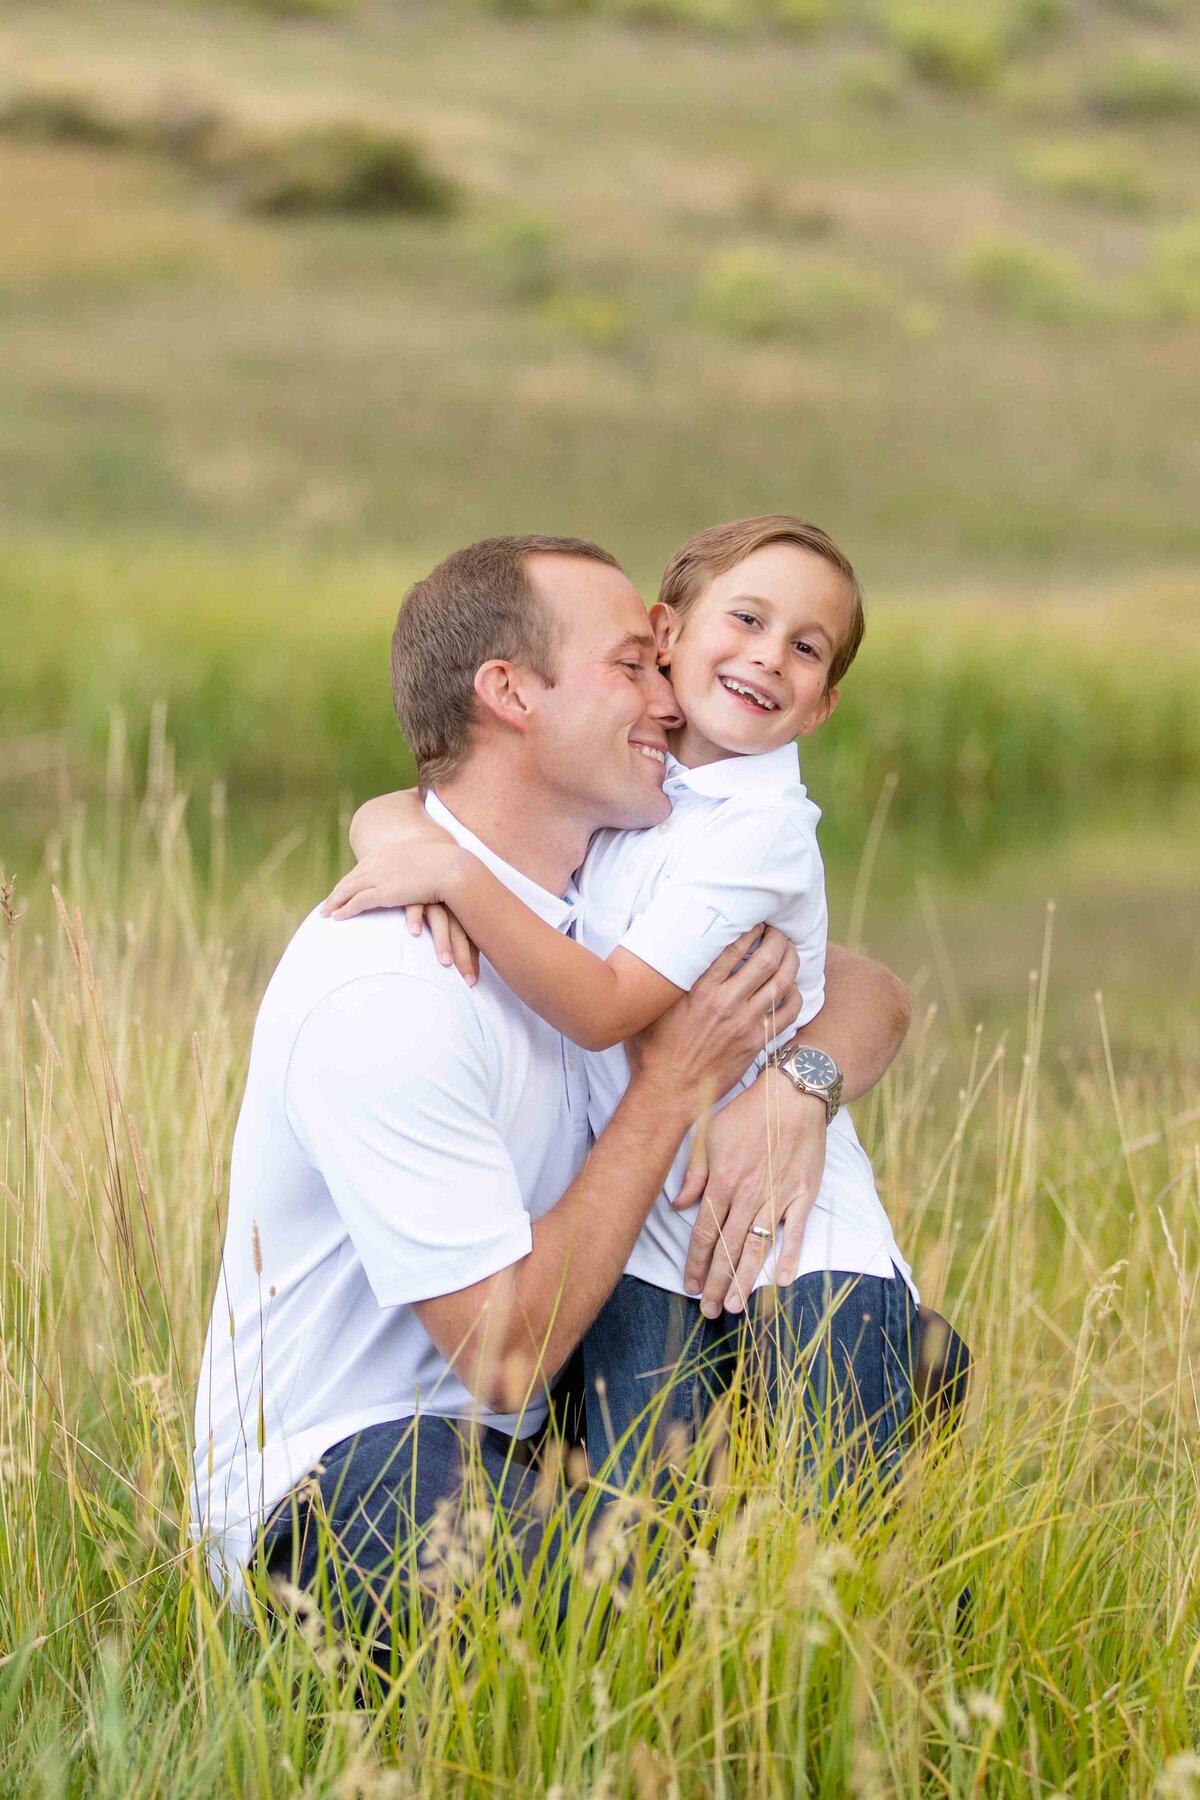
left=789, top=1047, right=838, bottom=1090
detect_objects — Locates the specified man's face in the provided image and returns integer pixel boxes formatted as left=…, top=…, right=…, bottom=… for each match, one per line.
left=523, top=554, right=678, bottom=833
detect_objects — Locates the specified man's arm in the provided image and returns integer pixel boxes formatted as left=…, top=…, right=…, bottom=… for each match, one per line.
left=787, top=941, right=912, bottom=1101
left=680, top=942, right=911, bottom=1317
left=415, top=927, right=802, bottom=1410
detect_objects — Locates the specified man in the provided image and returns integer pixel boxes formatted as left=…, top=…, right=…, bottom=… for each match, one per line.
left=191, top=534, right=911, bottom=1652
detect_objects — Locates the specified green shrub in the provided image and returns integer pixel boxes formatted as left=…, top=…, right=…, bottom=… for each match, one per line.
left=883, top=4, right=1010, bottom=91
left=1020, top=138, right=1153, bottom=212
left=477, top=213, right=562, bottom=301
left=0, top=89, right=138, bottom=148
left=231, top=123, right=457, bottom=217
left=1084, top=52, right=1200, bottom=120
left=694, top=249, right=788, bottom=338
left=961, top=233, right=1101, bottom=323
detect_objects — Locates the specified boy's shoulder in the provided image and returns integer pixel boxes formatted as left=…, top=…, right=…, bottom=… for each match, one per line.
left=674, top=784, right=822, bottom=877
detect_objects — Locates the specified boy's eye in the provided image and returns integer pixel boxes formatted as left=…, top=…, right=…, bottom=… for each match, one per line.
left=794, top=640, right=818, bottom=658
left=733, top=610, right=759, bottom=627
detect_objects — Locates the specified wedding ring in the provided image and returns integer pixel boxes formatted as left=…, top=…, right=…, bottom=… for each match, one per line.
left=749, top=1224, right=774, bottom=1240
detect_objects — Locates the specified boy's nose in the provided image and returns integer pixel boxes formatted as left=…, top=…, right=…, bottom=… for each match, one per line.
left=752, top=642, right=785, bottom=675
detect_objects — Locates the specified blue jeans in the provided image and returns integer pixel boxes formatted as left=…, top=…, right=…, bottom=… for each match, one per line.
left=257, top=1413, right=592, bottom=1673
left=583, top=1267, right=918, bottom=1495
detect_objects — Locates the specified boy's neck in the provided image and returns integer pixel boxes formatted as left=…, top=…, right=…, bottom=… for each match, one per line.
left=667, top=723, right=753, bottom=770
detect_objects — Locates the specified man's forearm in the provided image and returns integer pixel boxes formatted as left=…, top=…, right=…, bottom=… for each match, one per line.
left=509, top=1075, right=692, bottom=1393
left=785, top=943, right=911, bottom=1104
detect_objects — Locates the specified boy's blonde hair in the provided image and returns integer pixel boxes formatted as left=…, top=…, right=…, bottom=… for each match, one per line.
left=659, top=514, right=865, bottom=687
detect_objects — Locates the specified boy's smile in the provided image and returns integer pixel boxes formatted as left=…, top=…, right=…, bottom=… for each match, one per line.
left=655, top=541, right=851, bottom=769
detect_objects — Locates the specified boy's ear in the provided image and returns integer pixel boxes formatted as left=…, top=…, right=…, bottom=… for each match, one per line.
left=798, top=685, right=840, bottom=737
left=473, top=660, right=537, bottom=734
left=648, top=602, right=676, bottom=666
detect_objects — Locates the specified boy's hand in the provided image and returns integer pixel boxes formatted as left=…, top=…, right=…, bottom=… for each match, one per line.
left=676, top=1071, right=827, bottom=1318
left=322, top=844, right=480, bottom=984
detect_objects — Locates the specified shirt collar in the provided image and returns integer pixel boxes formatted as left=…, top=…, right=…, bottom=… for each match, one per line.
left=425, top=792, right=580, bottom=932
left=662, top=740, right=803, bottom=800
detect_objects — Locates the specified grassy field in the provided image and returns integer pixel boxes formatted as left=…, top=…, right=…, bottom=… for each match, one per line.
left=1, top=761, right=1198, bottom=1796
left=0, top=0, right=1199, bottom=583
left=2, top=1, right=1199, bottom=1791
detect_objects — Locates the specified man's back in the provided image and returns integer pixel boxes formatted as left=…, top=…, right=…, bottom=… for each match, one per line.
left=192, top=813, right=589, bottom=1598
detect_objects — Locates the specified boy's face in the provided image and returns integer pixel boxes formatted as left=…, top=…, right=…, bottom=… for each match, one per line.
left=654, top=542, right=851, bottom=762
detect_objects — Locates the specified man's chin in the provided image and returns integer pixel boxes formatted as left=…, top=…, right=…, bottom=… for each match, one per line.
left=609, top=784, right=671, bottom=831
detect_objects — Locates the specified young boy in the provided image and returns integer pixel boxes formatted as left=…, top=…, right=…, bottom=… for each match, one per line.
left=325, top=516, right=917, bottom=1484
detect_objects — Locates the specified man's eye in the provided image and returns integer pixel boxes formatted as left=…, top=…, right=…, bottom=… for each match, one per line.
left=621, top=661, right=643, bottom=674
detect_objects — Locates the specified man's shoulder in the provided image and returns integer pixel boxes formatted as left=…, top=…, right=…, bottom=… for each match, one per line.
left=261, top=905, right=474, bottom=1039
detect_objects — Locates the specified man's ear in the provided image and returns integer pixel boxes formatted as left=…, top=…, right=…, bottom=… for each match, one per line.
left=473, top=660, right=537, bottom=734
left=648, top=602, right=676, bottom=668
left=798, top=685, right=840, bottom=736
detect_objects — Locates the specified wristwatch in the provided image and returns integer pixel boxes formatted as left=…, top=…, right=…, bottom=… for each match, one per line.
left=763, top=1041, right=843, bottom=1124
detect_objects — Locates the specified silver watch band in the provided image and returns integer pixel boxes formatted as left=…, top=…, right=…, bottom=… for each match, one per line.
left=763, top=1042, right=842, bottom=1124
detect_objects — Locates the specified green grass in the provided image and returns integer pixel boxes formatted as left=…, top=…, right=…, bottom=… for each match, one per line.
left=4, top=535, right=1199, bottom=849
left=1, top=756, right=1197, bottom=1795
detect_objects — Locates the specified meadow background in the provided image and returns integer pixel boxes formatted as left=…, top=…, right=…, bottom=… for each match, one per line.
left=1, top=0, right=1198, bottom=1792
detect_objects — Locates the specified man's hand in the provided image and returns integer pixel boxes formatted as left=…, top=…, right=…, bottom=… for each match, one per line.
left=677, top=1072, right=827, bottom=1319
left=629, top=926, right=801, bottom=1137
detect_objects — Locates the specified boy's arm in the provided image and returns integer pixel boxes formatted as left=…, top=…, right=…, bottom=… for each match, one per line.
left=326, top=838, right=683, bottom=1052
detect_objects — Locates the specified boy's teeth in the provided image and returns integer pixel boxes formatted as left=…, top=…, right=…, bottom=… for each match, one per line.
left=720, top=677, right=778, bottom=710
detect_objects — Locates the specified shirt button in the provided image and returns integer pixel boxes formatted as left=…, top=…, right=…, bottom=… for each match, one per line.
left=567, top=1053, right=577, bottom=1071
left=657, top=821, right=671, bottom=833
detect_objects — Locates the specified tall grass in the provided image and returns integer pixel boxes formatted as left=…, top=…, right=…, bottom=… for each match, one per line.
left=1, top=742, right=1197, bottom=1794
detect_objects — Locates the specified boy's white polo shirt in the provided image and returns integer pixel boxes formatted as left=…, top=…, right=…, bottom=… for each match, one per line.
left=577, top=743, right=914, bottom=1300
left=191, top=794, right=589, bottom=1602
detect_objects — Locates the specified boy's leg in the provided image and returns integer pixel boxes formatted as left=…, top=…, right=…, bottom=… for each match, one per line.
left=583, top=1274, right=733, bottom=1492
left=743, top=1266, right=918, bottom=1495
left=257, top=1413, right=586, bottom=1673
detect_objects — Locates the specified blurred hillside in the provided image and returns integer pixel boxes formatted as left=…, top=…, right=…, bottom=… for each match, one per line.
left=0, top=0, right=1198, bottom=586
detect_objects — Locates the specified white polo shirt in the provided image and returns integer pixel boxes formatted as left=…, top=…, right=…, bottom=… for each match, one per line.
left=576, top=743, right=914, bottom=1299
left=191, top=795, right=589, bottom=1601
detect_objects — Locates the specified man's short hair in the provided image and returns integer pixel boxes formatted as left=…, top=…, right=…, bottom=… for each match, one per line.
left=392, top=534, right=623, bottom=789
left=659, top=514, right=865, bottom=688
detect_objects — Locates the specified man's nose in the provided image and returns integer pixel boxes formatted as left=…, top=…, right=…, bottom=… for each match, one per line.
left=648, top=665, right=685, bottom=731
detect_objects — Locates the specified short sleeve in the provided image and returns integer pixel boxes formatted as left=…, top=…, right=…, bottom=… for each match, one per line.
left=618, top=804, right=823, bottom=997
left=285, top=974, right=532, bottom=1308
